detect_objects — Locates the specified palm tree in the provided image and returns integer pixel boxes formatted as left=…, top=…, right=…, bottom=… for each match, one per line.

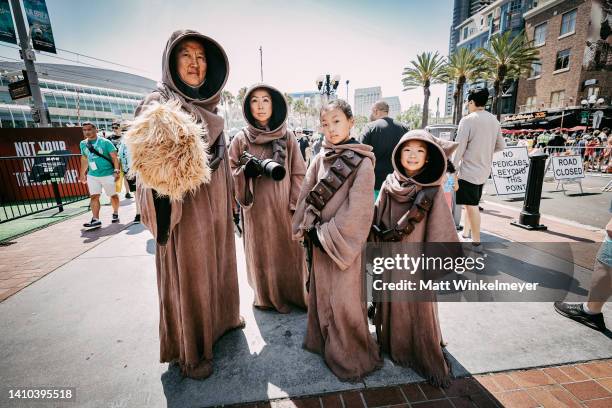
left=220, top=90, right=234, bottom=125
left=478, top=31, right=539, bottom=119
left=401, top=51, right=446, bottom=127
left=445, top=47, right=484, bottom=124
left=236, top=87, right=248, bottom=108
left=293, top=99, right=306, bottom=127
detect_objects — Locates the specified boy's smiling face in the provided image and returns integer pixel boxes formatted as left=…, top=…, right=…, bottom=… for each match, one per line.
left=400, top=139, right=428, bottom=176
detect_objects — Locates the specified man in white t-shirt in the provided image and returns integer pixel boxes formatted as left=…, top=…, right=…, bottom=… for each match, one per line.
left=453, top=88, right=505, bottom=246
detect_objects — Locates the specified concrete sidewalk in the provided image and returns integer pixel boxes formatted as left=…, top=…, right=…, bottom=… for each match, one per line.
left=0, top=201, right=611, bottom=407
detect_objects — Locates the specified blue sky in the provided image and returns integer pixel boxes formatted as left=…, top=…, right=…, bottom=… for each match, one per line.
left=1, top=0, right=454, bottom=111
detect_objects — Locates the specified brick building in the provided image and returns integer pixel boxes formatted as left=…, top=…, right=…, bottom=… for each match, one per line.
left=512, top=0, right=611, bottom=129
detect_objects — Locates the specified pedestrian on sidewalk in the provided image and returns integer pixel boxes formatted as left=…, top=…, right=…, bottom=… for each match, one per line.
left=360, top=100, right=409, bottom=201
left=292, top=99, right=383, bottom=382
left=229, top=84, right=308, bottom=313
left=295, top=127, right=309, bottom=162
left=79, top=121, right=121, bottom=228
left=111, top=121, right=133, bottom=199
left=125, top=30, right=242, bottom=380
left=370, top=129, right=459, bottom=387
left=452, top=88, right=505, bottom=247
left=554, top=211, right=611, bottom=332
left=117, top=128, right=141, bottom=223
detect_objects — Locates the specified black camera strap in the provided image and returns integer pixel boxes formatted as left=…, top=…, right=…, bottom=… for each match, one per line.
left=371, top=186, right=437, bottom=242
left=86, top=141, right=114, bottom=165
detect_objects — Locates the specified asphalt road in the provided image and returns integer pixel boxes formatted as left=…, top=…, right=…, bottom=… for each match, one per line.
left=483, top=174, right=611, bottom=228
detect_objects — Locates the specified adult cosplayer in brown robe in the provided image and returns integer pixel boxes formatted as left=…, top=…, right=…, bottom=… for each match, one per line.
left=125, top=30, right=242, bottom=380
left=372, top=129, right=459, bottom=387
left=229, top=84, right=308, bottom=312
left=292, top=139, right=382, bottom=382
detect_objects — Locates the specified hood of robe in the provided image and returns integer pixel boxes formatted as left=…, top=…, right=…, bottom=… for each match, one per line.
left=242, top=84, right=288, bottom=144
left=385, top=129, right=458, bottom=196
left=160, top=29, right=229, bottom=144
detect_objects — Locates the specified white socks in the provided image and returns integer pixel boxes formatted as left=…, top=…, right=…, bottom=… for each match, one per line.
left=582, top=303, right=598, bottom=315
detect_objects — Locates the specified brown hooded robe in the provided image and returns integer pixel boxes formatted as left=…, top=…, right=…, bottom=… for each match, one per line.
left=372, top=129, right=459, bottom=387
left=229, top=84, right=308, bottom=312
left=129, top=30, right=242, bottom=379
left=292, top=139, right=383, bottom=382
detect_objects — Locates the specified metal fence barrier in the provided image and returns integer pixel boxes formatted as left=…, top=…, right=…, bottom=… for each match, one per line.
left=0, top=154, right=89, bottom=223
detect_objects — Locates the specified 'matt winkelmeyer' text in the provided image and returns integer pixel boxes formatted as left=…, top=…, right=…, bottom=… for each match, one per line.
left=372, top=279, right=539, bottom=293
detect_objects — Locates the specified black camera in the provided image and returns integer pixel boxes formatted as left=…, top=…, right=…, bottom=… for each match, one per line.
left=240, top=151, right=286, bottom=181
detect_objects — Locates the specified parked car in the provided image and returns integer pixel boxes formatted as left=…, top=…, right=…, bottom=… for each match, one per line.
left=425, top=124, right=457, bottom=142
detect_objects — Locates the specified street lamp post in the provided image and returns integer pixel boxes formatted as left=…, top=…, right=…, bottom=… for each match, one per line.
left=559, top=97, right=573, bottom=132
left=316, top=74, right=341, bottom=103
left=10, top=0, right=49, bottom=126
left=345, top=79, right=349, bottom=101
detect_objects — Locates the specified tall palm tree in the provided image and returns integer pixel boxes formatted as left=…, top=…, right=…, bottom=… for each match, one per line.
left=236, top=87, right=248, bottom=108
left=478, top=31, right=539, bottom=119
left=220, top=90, right=234, bottom=126
left=401, top=51, right=446, bottom=127
left=445, top=47, right=484, bottom=124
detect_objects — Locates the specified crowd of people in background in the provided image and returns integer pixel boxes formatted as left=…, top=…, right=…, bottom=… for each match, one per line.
left=510, top=127, right=612, bottom=173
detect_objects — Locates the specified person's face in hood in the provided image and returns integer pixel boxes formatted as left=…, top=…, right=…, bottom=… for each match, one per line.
left=320, top=107, right=353, bottom=145
left=249, top=89, right=273, bottom=127
left=399, top=139, right=428, bottom=177
left=176, top=40, right=207, bottom=87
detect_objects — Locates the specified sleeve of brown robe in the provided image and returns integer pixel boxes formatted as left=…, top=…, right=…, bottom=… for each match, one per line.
left=424, top=187, right=460, bottom=243
left=317, top=158, right=375, bottom=270
left=228, top=131, right=255, bottom=209
left=369, top=182, right=388, bottom=243
left=287, top=132, right=307, bottom=212
left=291, top=155, right=320, bottom=241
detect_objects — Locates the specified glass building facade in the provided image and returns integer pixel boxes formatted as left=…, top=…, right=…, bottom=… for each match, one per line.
left=0, top=62, right=156, bottom=130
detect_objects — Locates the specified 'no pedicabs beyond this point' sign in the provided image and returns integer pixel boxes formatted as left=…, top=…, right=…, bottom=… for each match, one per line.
left=491, top=146, right=530, bottom=196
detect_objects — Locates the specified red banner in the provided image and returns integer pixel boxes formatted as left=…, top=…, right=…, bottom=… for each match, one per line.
left=0, top=127, right=87, bottom=201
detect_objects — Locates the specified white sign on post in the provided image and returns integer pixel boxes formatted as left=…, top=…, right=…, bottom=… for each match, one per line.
left=551, top=155, right=585, bottom=180
left=491, top=146, right=530, bottom=196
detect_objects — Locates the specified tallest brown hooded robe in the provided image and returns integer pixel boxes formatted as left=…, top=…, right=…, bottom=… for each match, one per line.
left=126, top=30, right=242, bottom=380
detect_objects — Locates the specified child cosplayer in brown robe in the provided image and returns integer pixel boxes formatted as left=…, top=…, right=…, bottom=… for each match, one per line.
left=229, top=84, right=308, bottom=312
left=292, top=99, right=382, bottom=382
left=371, top=129, right=459, bottom=387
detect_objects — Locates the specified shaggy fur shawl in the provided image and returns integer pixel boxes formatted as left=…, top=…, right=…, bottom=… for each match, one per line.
left=125, top=100, right=211, bottom=202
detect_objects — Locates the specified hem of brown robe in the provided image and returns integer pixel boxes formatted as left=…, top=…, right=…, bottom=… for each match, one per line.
left=301, top=342, right=383, bottom=384
left=253, top=300, right=307, bottom=314
left=179, top=358, right=214, bottom=380
left=158, top=318, right=246, bottom=367
left=386, top=346, right=454, bottom=388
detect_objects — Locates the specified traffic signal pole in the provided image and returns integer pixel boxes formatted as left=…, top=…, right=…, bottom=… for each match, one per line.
left=10, top=0, right=49, bottom=126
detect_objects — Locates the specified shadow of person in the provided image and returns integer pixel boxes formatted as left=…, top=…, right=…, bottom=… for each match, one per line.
left=160, top=325, right=271, bottom=407
left=145, top=239, right=155, bottom=254
left=80, top=222, right=128, bottom=244
left=125, top=223, right=146, bottom=235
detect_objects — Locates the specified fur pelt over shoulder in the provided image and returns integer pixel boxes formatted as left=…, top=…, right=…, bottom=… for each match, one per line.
left=125, top=100, right=211, bottom=202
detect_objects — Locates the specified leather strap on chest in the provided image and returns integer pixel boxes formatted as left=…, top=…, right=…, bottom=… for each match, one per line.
left=305, top=149, right=364, bottom=212
left=372, top=186, right=437, bottom=242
